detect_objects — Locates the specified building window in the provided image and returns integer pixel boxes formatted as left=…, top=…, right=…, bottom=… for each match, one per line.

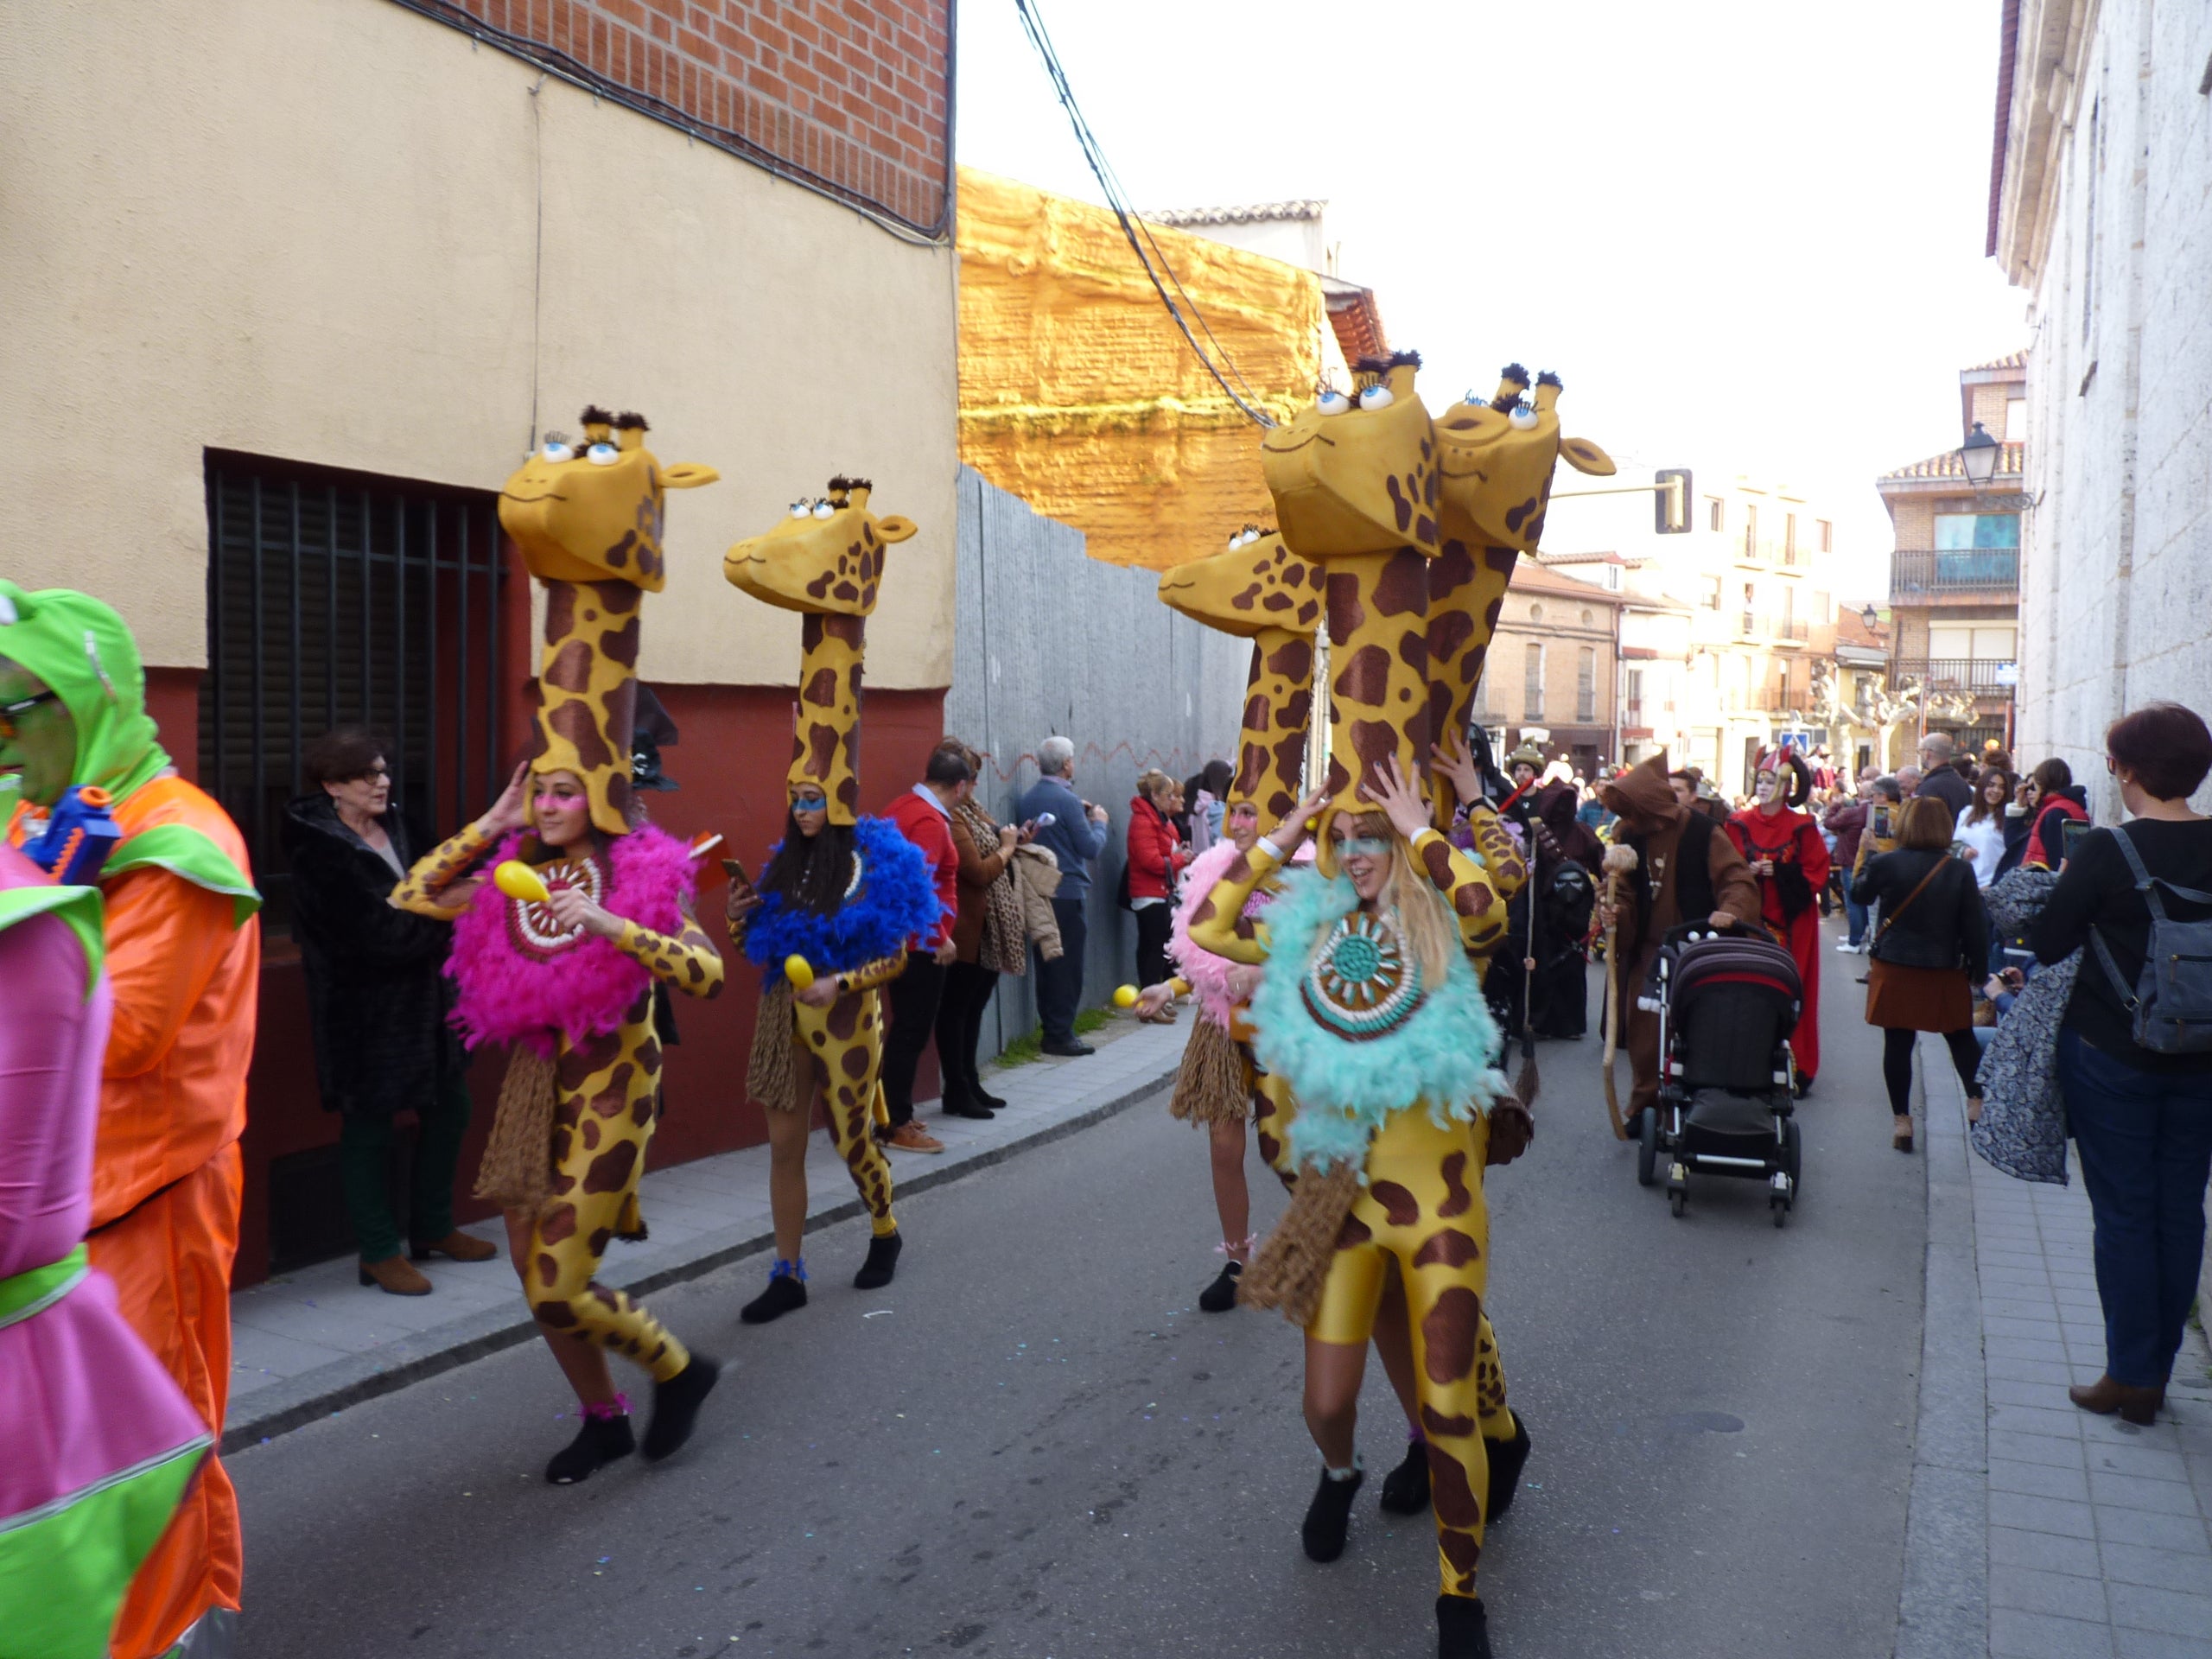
left=2005, top=397, right=2027, bottom=442
left=1580, top=607, right=1594, bottom=626
left=1576, top=647, right=1596, bottom=722
left=1816, top=518, right=1833, bottom=553
left=1744, top=503, right=1759, bottom=557
left=1784, top=513, right=1798, bottom=561
left=1625, top=666, right=1644, bottom=717
left=1602, top=564, right=1622, bottom=591
left=1707, top=497, right=1725, bottom=532
left=1522, top=642, right=1544, bottom=720
left=1529, top=601, right=1544, bottom=623
left=1703, top=575, right=1722, bottom=609
left=201, top=457, right=519, bottom=928
left=1742, top=582, right=1757, bottom=636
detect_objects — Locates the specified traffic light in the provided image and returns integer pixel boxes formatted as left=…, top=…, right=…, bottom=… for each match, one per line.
left=1655, top=467, right=1692, bottom=534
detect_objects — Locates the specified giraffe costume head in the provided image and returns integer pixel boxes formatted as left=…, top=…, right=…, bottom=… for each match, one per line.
left=1427, top=366, right=1614, bottom=822
left=1157, top=525, right=1324, bottom=821
left=723, top=477, right=917, bottom=826
left=1262, top=353, right=1440, bottom=844
left=498, top=407, right=720, bottom=836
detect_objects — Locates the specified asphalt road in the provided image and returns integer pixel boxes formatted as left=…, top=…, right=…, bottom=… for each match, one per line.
left=233, top=918, right=1928, bottom=1659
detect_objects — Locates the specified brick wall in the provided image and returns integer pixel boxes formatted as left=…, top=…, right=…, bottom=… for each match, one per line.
left=433, top=0, right=950, bottom=231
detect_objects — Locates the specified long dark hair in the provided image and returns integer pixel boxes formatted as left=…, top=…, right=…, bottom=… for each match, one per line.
left=1964, top=766, right=2012, bottom=827
left=756, top=810, right=856, bottom=915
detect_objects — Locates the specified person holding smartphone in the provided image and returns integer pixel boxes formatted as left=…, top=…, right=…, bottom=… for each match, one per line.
left=2019, top=758, right=2091, bottom=870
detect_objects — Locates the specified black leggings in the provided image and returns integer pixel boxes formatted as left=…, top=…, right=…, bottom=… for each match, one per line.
left=1882, top=1027, right=1981, bottom=1116
left=934, top=961, right=1000, bottom=1099
left=1135, top=902, right=1174, bottom=993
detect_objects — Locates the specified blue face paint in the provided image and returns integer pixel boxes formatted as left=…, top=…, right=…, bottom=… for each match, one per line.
left=1334, top=837, right=1390, bottom=860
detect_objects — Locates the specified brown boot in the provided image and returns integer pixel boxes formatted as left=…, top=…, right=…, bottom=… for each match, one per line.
left=411, top=1230, right=498, bottom=1263
left=359, top=1254, right=433, bottom=1296
left=2068, top=1374, right=2164, bottom=1427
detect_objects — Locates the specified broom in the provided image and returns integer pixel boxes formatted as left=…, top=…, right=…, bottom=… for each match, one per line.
left=1599, top=842, right=1640, bottom=1141
left=1512, top=832, right=1541, bottom=1109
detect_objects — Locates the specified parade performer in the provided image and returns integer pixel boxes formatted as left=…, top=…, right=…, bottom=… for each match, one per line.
left=0, top=582, right=259, bottom=1659
left=0, top=844, right=212, bottom=1659
left=1598, top=753, right=1763, bottom=1126
left=722, top=478, right=938, bottom=1323
left=394, top=408, right=725, bottom=1485
left=1726, top=750, right=1828, bottom=1094
left=1219, top=350, right=1528, bottom=1657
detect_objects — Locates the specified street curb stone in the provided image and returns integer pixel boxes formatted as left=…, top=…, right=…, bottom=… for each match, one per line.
left=222, top=1049, right=1179, bottom=1453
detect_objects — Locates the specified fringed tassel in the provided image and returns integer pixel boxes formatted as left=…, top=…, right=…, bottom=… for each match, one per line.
left=1168, top=1016, right=1250, bottom=1127
left=1238, top=1162, right=1362, bottom=1328
left=474, top=1046, right=559, bottom=1213
left=748, top=979, right=801, bottom=1113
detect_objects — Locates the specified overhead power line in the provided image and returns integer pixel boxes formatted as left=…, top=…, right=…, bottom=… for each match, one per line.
left=1010, top=0, right=1278, bottom=429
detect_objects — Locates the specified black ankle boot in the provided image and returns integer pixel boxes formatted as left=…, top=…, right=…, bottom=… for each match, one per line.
left=1484, top=1414, right=1533, bottom=1523
left=1198, top=1259, right=1243, bottom=1313
left=741, top=1262, right=808, bottom=1325
left=1435, top=1595, right=1491, bottom=1659
left=1380, top=1437, right=1431, bottom=1515
left=1301, top=1462, right=1363, bottom=1562
left=641, top=1355, right=720, bottom=1462
left=545, top=1410, right=635, bottom=1484
left=971, top=1080, right=1007, bottom=1109
left=853, top=1230, right=903, bottom=1290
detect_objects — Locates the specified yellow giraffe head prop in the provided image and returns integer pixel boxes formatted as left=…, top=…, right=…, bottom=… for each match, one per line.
left=724, top=477, right=918, bottom=825
left=1157, top=525, right=1323, bottom=819
left=497, top=407, right=720, bottom=836
left=1433, top=366, right=1615, bottom=554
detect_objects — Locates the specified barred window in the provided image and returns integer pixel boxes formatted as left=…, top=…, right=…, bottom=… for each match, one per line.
left=1576, top=647, right=1596, bottom=722
left=201, top=454, right=523, bottom=928
left=1522, top=642, right=1545, bottom=720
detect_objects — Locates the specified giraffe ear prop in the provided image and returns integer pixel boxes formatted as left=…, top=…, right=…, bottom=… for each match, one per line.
left=873, top=515, right=918, bottom=543
left=1559, top=438, right=1616, bottom=477
left=661, top=463, right=721, bottom=490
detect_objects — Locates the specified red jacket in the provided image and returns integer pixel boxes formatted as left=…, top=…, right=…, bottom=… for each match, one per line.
left=886, top=786, right=958, bottom=951
left=1125, top=794, right=1188, bottom=903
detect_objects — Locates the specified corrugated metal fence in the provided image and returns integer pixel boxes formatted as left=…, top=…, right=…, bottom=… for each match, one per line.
left=945, top=467, right=1250, bottom=1057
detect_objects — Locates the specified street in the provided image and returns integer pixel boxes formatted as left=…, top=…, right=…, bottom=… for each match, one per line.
left=233, top=926, right=1927, bottom=1659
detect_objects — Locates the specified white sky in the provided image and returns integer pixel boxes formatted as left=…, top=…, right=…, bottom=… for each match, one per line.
left=955, top=0, right=2029, bottom=600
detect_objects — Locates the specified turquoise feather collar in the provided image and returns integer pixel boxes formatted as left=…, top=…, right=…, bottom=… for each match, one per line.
left=1249, top=864, right=1506, bottom=1174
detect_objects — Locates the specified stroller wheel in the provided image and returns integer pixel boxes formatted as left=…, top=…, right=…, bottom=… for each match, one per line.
left=1636, top=1109, right=1658, bottom=1187
left=1669, top=1188, right=1687, bottom=1218
left=1771, top=1193, right=1788, bottom=1228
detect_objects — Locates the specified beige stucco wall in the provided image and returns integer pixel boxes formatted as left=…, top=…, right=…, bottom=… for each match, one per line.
left=0, top=0, right=957, bottom=689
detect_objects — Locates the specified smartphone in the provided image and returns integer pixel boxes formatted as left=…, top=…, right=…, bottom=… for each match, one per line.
left=1871, top=804, right=1892, bottom=840
left=719, top=855, right=753, bottom=892
left=1948, top=840, right=1971, bottom=861
left=2062, top=818, right=2092, bottom=860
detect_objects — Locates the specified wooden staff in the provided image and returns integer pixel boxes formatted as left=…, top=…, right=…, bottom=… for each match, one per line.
left=1599, top=842, right=1640, bottom=1141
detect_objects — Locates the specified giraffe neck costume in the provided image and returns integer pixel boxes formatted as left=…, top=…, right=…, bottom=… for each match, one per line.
left=724, top=478, right=931, bottom=1306
left=394, top=405, right=727, bottom=1484
left=1191, top=351, right=1529, bottom=1648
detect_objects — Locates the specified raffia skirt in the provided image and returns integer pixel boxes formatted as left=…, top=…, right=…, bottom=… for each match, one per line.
left=1865, top=959, right=1972, bottom=1033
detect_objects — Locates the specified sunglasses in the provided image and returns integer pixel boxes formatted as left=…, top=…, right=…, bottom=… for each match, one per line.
left=0, top=690, right=60, bottom=741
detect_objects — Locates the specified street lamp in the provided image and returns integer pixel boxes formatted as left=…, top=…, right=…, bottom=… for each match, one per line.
left=1860, top=602, right=1879, bottom=632
left=1959, top=421, right=2000, bottom=490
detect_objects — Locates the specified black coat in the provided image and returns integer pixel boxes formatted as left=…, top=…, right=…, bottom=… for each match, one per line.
left=1853, top=849, right=1989, bottom=978
left=281, top=795, right=462, bottom=1117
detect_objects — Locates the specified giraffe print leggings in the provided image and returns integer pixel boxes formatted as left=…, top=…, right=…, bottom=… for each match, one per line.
left=793, top=988, right=898, bottom=1236
left=1309, top=1106, right=1506, bottom=1600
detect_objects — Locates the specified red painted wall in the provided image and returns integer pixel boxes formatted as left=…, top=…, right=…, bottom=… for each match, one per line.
left=149, top=669, right=947, bottom=1286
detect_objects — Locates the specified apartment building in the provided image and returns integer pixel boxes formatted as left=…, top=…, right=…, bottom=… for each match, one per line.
left=1473, top=564, right=1623, bottom=779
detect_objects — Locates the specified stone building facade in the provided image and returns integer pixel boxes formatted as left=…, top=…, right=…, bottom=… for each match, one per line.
left=1473, top=563, right=1623, bottom=780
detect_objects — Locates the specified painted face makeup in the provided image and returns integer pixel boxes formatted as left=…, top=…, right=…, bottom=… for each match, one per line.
left=1754, top=774, right=1778, bottom=804
left=1336, top=837, right=1391, bottom=860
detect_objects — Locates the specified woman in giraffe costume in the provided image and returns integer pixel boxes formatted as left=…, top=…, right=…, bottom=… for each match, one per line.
left=394, top=408, right=727, bottom=1486
left=722, top=478, right=941, bottom=1325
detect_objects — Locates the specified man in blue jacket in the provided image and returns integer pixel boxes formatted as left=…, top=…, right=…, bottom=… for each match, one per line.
left=1014, top=735, right=1111, bottom=1056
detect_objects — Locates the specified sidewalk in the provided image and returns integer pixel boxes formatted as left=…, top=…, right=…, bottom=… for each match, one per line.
left=1897, top=1036, right=2212, bottom=1659
left=224, top=1017, right=1187, bottom=1452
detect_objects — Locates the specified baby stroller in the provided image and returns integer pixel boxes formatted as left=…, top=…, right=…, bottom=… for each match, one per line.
left=1632, top=920, right=1804, bottom=1226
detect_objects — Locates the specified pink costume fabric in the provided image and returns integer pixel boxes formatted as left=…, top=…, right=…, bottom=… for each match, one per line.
left=0, top=843, right=207, bottom=1649
left=1168, top=838, right=1290, bottom=1028
left=446, top=823, right=694, bottom=1052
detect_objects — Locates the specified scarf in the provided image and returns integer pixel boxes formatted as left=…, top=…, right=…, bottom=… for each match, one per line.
left=955, top=799, right=1027, bottom=976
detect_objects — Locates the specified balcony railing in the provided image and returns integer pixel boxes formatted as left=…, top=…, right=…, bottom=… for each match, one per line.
left=1891, top=548, right=2020, bottom=601
left=1893, top=657, right=2015, bottom=695
left=1776, top=619, right=1810, bottom=642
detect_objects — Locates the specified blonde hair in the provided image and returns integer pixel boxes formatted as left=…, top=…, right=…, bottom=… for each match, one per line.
left=1136, top=767, right=1175, bottom=804
left=1335, top=810, right=1459, bottom=988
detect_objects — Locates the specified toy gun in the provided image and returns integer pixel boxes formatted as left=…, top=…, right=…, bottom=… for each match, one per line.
left=22, top=785, right=123, bottom=885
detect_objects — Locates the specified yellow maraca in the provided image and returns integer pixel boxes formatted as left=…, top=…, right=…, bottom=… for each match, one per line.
left=784, top=955, right=817, bottom=991
left=493, top=860, right=550, bottom=904
left=1112, top=984, right=1138, bottom=1009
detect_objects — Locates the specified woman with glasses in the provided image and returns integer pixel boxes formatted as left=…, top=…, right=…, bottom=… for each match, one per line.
left=726, top=773, right=938, bottom=1325
left=283, top=728, right=496, bottom=1295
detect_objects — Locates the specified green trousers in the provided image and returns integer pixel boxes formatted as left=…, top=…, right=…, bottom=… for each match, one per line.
left=338, top=1069, right=474, bottom=1263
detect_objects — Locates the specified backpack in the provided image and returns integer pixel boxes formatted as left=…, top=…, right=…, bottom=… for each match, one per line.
left=2088, top=825, right=2212, bottom=1054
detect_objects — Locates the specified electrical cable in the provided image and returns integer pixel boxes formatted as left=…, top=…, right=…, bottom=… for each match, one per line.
left=1011, top=0, right=1277, bottom=428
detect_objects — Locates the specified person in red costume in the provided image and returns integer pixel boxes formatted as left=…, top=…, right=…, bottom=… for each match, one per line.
left=1727, top=750, right=1829, bottom=1096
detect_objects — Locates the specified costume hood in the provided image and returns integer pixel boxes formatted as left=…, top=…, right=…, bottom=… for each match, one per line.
left=1599, top=753, right=1681, bottom=832
left=0, top=582, right=170, bottom=802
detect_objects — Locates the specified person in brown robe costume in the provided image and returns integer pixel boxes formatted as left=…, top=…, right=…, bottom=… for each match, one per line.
left=1598, top=754, right=1764, bottom=1115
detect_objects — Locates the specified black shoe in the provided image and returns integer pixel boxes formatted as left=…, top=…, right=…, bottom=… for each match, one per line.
left=1198, top=1260, right=1243, bottom=1313
left=853, top=1230, right=903, bottom=1290
left=1484, top=1413, right=1532, bottom=1523
left=545, top=1411, right=636, bottom=1484
left=1793, top=1074, right=1815, bottom=1100
left=972, top=1083, right=1008, bottom=1109
left=641, top=1355, right=720, bottom=1462
left=741, top=1268, right=809, bottom=1325
left=941, top=1086, right=995, bottom=1121
left=1041, top=1039, right=1095, bottom=1058
left=1436, top=1595, right=1492, bottom=1659
left=1380, top=1438, right=1432, bottom=1515
left=1301, top=1463, right=1363, bottom=1562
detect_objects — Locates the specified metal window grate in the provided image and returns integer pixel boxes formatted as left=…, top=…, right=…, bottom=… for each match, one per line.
left=200, top=458, right=516, bottom=929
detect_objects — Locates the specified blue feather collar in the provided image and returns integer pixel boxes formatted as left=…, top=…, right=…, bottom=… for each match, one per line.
left=741, top=815, right=942, bottom=982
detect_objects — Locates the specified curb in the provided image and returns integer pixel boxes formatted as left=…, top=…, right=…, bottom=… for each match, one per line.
left=223, top=1052, right=1178, bottom=1454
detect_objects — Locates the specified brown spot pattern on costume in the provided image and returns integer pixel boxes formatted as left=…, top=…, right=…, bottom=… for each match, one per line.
left=1437, top=1151, right=1472, bottom=1218
left=1423, top=1285, right=1483, bottom=1383
left=1369, top=1180, right=1421, bottom=1227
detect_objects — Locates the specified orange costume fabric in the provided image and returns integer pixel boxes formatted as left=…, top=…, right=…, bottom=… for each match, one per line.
left=18, top=778, right=259, bottom=1658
